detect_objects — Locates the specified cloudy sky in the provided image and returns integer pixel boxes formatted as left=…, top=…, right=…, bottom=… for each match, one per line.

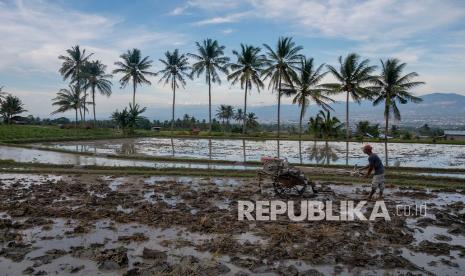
left=0, top=0, right=464, bottom=119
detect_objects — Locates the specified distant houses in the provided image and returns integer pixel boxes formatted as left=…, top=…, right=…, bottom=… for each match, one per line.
left=444, top=130, right=465, bottom=141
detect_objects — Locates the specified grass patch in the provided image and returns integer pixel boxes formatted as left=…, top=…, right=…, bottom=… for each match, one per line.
left=2, top=125, right=465, bottom=145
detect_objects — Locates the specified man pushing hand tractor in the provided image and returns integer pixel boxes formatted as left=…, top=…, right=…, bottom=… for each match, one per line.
left=360, top=144, right=385, bottom=200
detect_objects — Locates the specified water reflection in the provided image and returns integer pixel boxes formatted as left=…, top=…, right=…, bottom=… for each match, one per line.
left=171, top=138, right=175, bottom=157
left=307, top=141, right=338, bottom=165
left=0, top=145, right=257, bottom=170
left=242, top=139, right=246, bottom=163
left=117, top=142, right=136, bottom=155
left=277, top=140, right=280, bottom=158
left=208, top=139, right=212, bottom=161
left=35, top=138, right=465, bottom=169
left=345, top=141, right=349, bottom=166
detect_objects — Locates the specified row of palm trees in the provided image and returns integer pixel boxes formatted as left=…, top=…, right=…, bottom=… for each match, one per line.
left=53, top=37, right=424, bottom=165
left=215, top=105, right=259, bottom=131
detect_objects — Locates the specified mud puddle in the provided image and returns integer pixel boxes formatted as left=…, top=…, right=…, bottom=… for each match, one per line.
left=1, top=174, right=465, bottom=275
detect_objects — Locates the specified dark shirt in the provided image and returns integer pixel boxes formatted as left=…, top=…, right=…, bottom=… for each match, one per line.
left=368, top=153, right=384, bottom=175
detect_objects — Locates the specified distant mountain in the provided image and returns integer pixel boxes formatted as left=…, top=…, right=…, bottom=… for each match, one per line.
left=143, top=93, right=465, bottom=126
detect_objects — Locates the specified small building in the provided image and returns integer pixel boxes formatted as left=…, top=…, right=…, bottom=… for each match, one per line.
left=151, top=126, right=161, bottom=132
left=378, top=133, right=393, bottom=140
left=444, top=130, right=465, bottom=141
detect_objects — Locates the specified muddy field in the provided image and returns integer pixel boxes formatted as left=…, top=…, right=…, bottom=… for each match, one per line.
left=1, top=173, right=465, bottom=275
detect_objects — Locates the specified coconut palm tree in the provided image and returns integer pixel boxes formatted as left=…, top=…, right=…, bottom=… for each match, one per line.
left=111, top=103, right=147, bottom=135
left=262, top=37, right=303, bottom=139
left=59, top=45, right=93, bottom=79
left=215, top=104, right=234, bottom=132
left=281, top=57, right=334, bottom=139
left=216, top=105, right=228, bottom=130
left=325, top=53, right=377, bottom=139
left=188, top=39, right=230, bottom=133
left=308, top=116, right=323, bottom=138
left=58, top=46, right=93, bottom=122
left=371, top=58, right=424, bottom=165
left=113, top=49, right=156, bottom=106
left=234, top=108, right=244, bottom=123
left=216, top=105, right=226, bottom=124
left=317, top=110, right=343, bottom=141
left=51, top=85, right=86, bottom=127
left=157, top=49, right=191, bottom=132
left=227, top=44, right=266, bottom=134
left=0, top=95, right=27, bottom=124
left=246, top=112, right=259, bottom=130
left=224, top=105, right=234, bottom=129
left=82, top=60, right=112, bottom=125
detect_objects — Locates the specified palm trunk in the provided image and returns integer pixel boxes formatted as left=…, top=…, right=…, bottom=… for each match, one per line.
left=385, top=106, right=389, bottom=167
left=345, top=90, right=350, bottom=165
left=299, top=105, right=305, bottom=140
left=243, top=84, right=248, bottom=135
left=132, top=78, right=136, bottom=106
left=208, top=73, right=212, bottom=134
left=277, top=74, right=282, bottom=138
left=277, top=74, right=282, bottom=158
left=171, top=78, right=176, bottom=133
left=83, top=88, right=86, bottom=124
left=242, top=139, right=246, bottom=163
left=75, top=108, right=78, bottom=128
left=92, top=86, right=96, bottom=127
left=346, top=91, right=350, bottom=139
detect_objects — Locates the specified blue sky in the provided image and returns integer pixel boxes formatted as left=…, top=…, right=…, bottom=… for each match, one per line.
left=0, top=0, right=464, bottom=119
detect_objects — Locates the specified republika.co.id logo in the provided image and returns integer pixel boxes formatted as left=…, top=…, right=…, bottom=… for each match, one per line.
left=238, top=200, right=427, bottom=221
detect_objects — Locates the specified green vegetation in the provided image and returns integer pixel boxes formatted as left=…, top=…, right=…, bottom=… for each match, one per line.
left=189, top=39, right=230, bottom=133
left=262, top=37, right=303, bottom=139
left=58, top=45, right=93, bottom=123
left=113, top=48, right=156, bottom=106
left=227, top=44, right=266, bottom=134
left=371, top=58, right=424, bottom=165
left=157, top=49, right=191, bottom=132
left=281, top=57, right=333, bottom=139
left=309, top=110, right=343, bottom=140
left=82, top=60, right=113, bottom=125
left=0, top=125, right=118, bottom=143
left=51, top=85, right=87, bottom=126
left=111, top=103, right=147, bottom=135
left=1, top=124, right=465, bottom=145
left=324, top=53, right=377, bottom=140
left=0, top=94, right=27, bottom=124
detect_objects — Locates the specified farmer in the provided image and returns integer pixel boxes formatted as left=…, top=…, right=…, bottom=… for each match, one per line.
left=361, top=144, right=385, bottom=200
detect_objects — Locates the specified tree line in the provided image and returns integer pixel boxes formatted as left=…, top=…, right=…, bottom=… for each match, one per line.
left=7, top=36, right=422, bottom=164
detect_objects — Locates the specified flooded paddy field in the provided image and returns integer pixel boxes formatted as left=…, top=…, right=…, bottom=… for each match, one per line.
left=0, top=145, right=258, bottom=171
left=1, top=173, right=465, bottom=275
left=34, top=137, right=465, bottom=169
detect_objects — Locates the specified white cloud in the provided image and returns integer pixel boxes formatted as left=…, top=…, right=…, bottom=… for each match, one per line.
left=221, top=28, right=235, bottom=35
left=0, top=0, right=188, bottom=74
left=193, top=12, right=250, bottom=26
left=171, top=0, right=242, bottom=15
left=248, top=0, right=465, bottom=41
